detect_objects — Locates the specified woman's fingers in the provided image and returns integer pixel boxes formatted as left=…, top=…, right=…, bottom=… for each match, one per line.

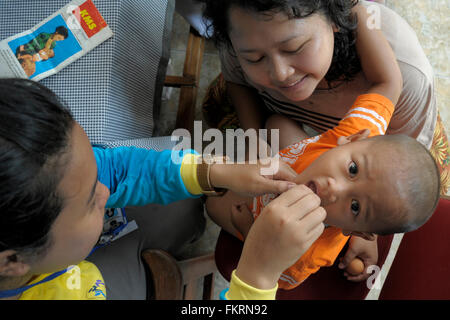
left=270, top=184, right=317, bottom=209
left=294, top=205, right=327, bottom=235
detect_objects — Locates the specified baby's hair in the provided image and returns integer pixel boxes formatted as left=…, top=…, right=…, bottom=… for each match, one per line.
left=369, top=134, right=441, bottom=235
left=55, top=26, right=69, bottom=39
left=0, top=79, right=74, bottom=259
left=198, top=0, right=362, bottom=85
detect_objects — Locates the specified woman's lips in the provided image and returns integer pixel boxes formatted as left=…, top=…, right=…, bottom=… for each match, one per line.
left=279, top=75, right=308, bottom=91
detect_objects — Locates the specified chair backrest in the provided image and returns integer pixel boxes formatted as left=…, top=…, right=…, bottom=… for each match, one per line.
left=142, top=249, right=216, bottom=300
left=379, top=196, right=450, bottom=300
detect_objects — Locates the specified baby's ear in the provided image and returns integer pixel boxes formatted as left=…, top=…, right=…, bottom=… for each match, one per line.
left=337, top=129, right=371, bottom=146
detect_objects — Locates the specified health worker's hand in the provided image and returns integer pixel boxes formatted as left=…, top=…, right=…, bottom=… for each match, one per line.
left=235, top=185, right=326, bottom=290
left=209, top=157, right=297, bottom=197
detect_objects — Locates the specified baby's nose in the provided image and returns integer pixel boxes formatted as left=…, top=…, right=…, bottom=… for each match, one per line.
left=325, top=177, right=341, bottom=203
left=328, top=193, right=337, bottom=203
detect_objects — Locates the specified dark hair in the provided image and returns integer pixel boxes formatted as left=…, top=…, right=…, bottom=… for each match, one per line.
left=368, top=134, right=441, bottom=236
left=199, top=0, right=361, bottom=85
left=55, top=26, right=69, bottom=39
left=0, top=79, right=74, bottom=258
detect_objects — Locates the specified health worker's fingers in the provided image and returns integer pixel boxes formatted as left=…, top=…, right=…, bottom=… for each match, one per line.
left=293, top=205, right=327, bottom=235
left=270, top=184, right=316, bottom=208
left=261, top=159, right=297, bottom=182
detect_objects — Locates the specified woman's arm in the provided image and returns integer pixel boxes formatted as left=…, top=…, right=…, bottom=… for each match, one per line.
left=353, top=4, right=403, bottom=105
left=94, top=146, right=297, bottom=209
left=94, top=147, right=199, bottom=208
left=227, top=82, right=268, bottom=131
left=227, top=82, right=280, bottom=157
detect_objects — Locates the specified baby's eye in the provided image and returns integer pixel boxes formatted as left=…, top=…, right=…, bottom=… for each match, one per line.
left=348, top=161, right=358, bottom=177
left=351, top=199, right=360, bottom=217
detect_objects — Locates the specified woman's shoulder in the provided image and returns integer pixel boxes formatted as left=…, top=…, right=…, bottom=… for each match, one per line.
left=360, top=1, right=433, bottom=81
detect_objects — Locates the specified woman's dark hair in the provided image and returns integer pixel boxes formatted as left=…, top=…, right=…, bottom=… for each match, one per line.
left=0, top=79, right=74, bottom=258
left=199, top=0, right=361, bottom=85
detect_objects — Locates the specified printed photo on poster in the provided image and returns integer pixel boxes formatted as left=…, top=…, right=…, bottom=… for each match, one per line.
left=8, top=14, right=82, bottom=79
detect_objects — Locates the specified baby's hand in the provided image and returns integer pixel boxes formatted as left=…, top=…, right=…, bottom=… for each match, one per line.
left=338, top=235, right=378, bottom=282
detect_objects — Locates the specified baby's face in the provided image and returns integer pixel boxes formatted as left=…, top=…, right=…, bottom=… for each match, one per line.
left=294, top=137, right=399, bottom=235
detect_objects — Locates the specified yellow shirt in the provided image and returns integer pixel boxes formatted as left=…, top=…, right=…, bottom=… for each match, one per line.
left=19, top=261, right=106, bottom=300
left=226, top=270, right=278, bottom=300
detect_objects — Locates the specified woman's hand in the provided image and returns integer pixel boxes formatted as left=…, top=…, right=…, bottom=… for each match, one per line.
left=235, top=185, right=326, bottom=289
left=209, top=157, right=298, bottom=197
left=338, top=235, right=378, bottom=282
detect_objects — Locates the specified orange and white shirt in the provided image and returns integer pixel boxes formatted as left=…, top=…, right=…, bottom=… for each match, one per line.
left=251, top=93, right=394, bottom=290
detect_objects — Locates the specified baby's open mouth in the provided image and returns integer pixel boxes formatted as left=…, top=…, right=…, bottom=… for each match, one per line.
left=306, top=181, right=317, bottom=195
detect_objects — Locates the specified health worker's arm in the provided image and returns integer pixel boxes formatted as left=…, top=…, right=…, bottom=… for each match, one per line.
left=93, top=146, right=200, bottom=208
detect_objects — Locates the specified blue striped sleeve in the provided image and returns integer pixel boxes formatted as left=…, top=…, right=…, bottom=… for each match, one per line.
left=93, top=146, right=200, bottom=208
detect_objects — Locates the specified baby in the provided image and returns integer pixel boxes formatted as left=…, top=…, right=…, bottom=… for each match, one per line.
left=206, top=93, right=441, bottom=289
left=18, top=57, right=36, bottom=77
left=16, top=26, right=68, bottom=62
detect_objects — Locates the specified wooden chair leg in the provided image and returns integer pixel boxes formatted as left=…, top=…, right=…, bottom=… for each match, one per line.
left=202, top=273, right=214, bottom=300
left=183, top=281, right=198, bottom=300
left=141, top=249, right=183, bottom=300
left=178, top=252, right=216, bottom=300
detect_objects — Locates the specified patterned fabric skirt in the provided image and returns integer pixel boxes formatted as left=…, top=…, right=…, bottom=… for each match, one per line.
left=202, top=73, right=450, bottom=195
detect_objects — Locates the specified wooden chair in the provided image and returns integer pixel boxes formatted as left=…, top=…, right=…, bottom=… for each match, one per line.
left=164, top=26, right=205, bottom=134
left=142, top=249, right=217, bottom=300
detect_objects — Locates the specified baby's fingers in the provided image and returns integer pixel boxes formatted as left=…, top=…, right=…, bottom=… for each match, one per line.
left=344, top=271, right=369, bottom=282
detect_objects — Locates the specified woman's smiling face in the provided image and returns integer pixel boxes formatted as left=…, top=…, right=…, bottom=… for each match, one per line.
left=228, top=6, right=336, bottom=101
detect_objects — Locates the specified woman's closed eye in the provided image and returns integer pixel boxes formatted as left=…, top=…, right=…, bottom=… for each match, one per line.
left=244, top=56, right=264, bottom=64
left=283, top=43, right=305, bottom=55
